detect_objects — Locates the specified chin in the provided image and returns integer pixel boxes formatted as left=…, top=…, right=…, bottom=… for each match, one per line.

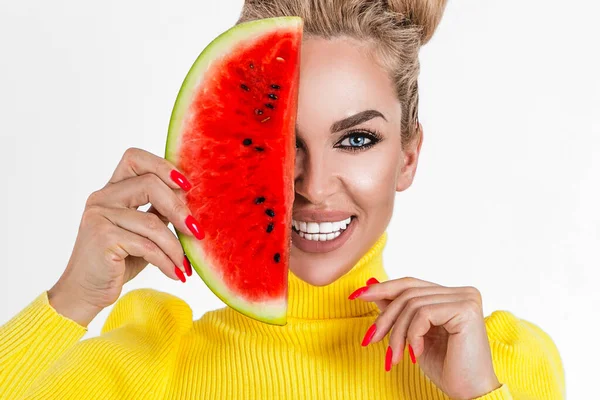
left=289, top=259, right=350, bottom=286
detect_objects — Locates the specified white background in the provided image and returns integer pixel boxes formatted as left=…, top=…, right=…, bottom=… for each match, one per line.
left=1, top=0, right=598, bottom=398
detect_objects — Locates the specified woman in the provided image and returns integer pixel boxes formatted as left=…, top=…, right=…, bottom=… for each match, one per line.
left=0, top=0, right=565, bottom=399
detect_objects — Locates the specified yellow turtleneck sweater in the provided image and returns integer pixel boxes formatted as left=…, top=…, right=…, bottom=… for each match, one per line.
left=0, top=232, right=565, bottom=399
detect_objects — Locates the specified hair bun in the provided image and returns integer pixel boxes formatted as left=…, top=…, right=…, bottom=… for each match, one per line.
left=386, top=0, right=448, bottom=45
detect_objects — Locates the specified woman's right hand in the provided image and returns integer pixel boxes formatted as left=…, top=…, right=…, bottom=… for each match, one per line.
left=47, top=147, right=205, bottom=327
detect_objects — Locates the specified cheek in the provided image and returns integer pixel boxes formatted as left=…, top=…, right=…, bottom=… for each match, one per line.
left=341, top=150, right=398, bottom=209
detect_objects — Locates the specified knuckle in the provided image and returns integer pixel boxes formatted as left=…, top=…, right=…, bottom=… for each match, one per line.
left=123, top=147, right=140, bottom=162
left=144, top=212, right=163, bottom=231
left=172, top=201, right=188, bottom=219
left=406, top=296, right=421, bottom=309
left=140, top=238, right=158, bottom=254
left=403, top=276, right=417, bottom=285
left=81, top=205, right=100, bottom=224
left=85, top=190, right=104, bottom=207
left=415, top=304, right=431, bottom=320
left=143, top=172, right=162, bottom=187
left=465, top=286, right=482, bottom=304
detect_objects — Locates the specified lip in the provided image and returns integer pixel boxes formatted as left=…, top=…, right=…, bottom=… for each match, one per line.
left=292, top=210, right=355, bottom=223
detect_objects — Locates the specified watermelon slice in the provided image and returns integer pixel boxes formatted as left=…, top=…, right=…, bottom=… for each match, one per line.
left=164, top=17, right=302, bottom=325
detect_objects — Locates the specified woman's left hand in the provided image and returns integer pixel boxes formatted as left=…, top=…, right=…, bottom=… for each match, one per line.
left=350, top=277, right=502, bottom=399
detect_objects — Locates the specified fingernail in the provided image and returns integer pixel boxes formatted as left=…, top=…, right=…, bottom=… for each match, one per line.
left=185, top=215, right=205, bottom=240
left=366, top=277, right=379, bottom=285
left=170, top=169, right=191, bottom=191
left=408, top=344, right=416, bottom=364
left=348, top=286, right=369, bottom=300
left=174, top=266, right=186, bottom=283
left=183, top=255, right=192, bottom=277
left=361, top=323, right=377, bottom=346
left=385, top=346, right=393, bottom=372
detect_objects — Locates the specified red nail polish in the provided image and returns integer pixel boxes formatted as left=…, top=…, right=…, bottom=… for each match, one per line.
left=408, top=344, right=416, bottom=364
left=170, top=169, right=191, bottom=191
left=348, top=286, right=368, bottom=300
left=385, top=346, right=393, bottom=372
left=185, top=215, right=205, bottom=240
left=183, top=255, right=192, bottom=277
left=174, top=266, right=186, bottom=283
left=366, top=277, right=379, bottom=285
left=361, top=324, right=377, bottom=346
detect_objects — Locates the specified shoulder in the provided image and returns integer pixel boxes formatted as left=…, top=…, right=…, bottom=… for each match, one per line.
left=484, top=310, right=565, bottom=398
left=484, top=310, right=560, bottom=354
left=19, top=290, right=195, bottom=398
left=101, top=288, right=193, bottom=337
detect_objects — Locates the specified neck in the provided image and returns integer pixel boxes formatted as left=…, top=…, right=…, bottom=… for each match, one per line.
left=286, top=231, right=389, bottom=320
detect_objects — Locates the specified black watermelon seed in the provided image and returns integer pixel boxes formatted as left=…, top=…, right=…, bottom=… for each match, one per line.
left=274, top=253, right=280, bottom=263
left=266, top=223, right=274, bottom=233
left=265, top=103, right=274, bottom=109
left=249, top=63, right=254, bottom=69
left=255, top=109, right=263, bottom=115
left=255, top=196, right=265, bottom=204
left=255, top=146, right=264, bottom=152
left=243, top=138, right=252, bottom=146
left=270, top=84, right=281, bottom=89
left=268, top=93, right=278, bottom=100
left=266, top=209, right=275, bottom=217
left=240, top=84, right=250, bottom=91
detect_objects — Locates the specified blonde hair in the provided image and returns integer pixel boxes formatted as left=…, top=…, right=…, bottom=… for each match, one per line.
left=236, top=0, right=448, bottom=148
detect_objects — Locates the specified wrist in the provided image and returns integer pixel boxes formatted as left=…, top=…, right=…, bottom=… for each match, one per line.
left=47, top=284, right=103, bottom=328
left=471, top=376, right=502, bottom=399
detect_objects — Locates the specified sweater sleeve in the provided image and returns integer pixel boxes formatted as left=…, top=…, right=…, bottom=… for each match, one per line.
left=11, top=289, right=193, bottom=400
left=0, top=291, right=87, bottom=399
left=473, top=310, right=566, bottom=400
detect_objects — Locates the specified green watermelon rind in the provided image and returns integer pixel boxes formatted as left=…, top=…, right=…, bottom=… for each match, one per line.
left=165, top=17, right=302, bottom=326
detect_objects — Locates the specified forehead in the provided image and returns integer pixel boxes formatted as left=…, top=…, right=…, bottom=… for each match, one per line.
left=297, top=37, right=400, bottom=126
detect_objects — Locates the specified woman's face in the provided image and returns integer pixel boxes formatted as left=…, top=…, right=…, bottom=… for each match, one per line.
left=290, top=36, right=423, bottom=286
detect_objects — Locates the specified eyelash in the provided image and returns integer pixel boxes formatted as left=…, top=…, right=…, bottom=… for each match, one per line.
left=295, top=129, right=383, bottom=153
left=336, top=129, right=383, bottom=152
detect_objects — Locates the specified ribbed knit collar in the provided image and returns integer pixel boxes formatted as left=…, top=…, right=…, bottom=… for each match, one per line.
left=286, top=231, right=389, bottom=320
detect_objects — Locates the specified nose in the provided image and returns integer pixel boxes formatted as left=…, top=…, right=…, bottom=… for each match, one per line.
left=294, top=150, right=338, bottom=205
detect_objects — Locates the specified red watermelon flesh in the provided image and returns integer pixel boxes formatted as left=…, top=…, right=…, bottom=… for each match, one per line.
left=165, top=17, right=302, bottom=325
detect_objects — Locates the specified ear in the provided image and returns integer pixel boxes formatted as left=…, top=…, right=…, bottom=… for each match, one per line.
left=396, top=122, right=424, bottom=192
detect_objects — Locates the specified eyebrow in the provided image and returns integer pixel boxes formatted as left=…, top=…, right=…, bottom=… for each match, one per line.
left=330, top=109, right=387, bottom=133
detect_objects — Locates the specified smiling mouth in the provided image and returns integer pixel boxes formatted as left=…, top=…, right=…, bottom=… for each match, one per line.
left=291, top=216, right=356, bottom=239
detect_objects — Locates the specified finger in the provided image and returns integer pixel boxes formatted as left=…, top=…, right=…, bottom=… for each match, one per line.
left=107, top=147, right=191, bottom=192
left=388, top=294, right=463, bottom=365
left=405, top=300, right=482, bottom=360
left=88, top=173, right=202, bottom=240
left=147, top=204, right=170, bottom=225
left=368, top=287, right=461, bottom=344
left=101, top=206, right=188, bottom=278
left=102, top=219, right=185, bottom=282
left=365, top=278, right=390, bottom=311
left=351, top=276, right=442, bottom=302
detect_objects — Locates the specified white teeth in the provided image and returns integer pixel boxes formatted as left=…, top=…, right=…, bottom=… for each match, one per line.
left=298, top=231, right=342, bottom=241
left=306, top=222, right=320, bottom=234
left=319, top=222, right=333, bottom=233
left=292, top=217, right=353, bottom=234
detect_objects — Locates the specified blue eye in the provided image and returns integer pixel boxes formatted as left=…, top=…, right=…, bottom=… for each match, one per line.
left=341, top=135, right=371, bottom=147
left=337, top=130, right=382, bottom=152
